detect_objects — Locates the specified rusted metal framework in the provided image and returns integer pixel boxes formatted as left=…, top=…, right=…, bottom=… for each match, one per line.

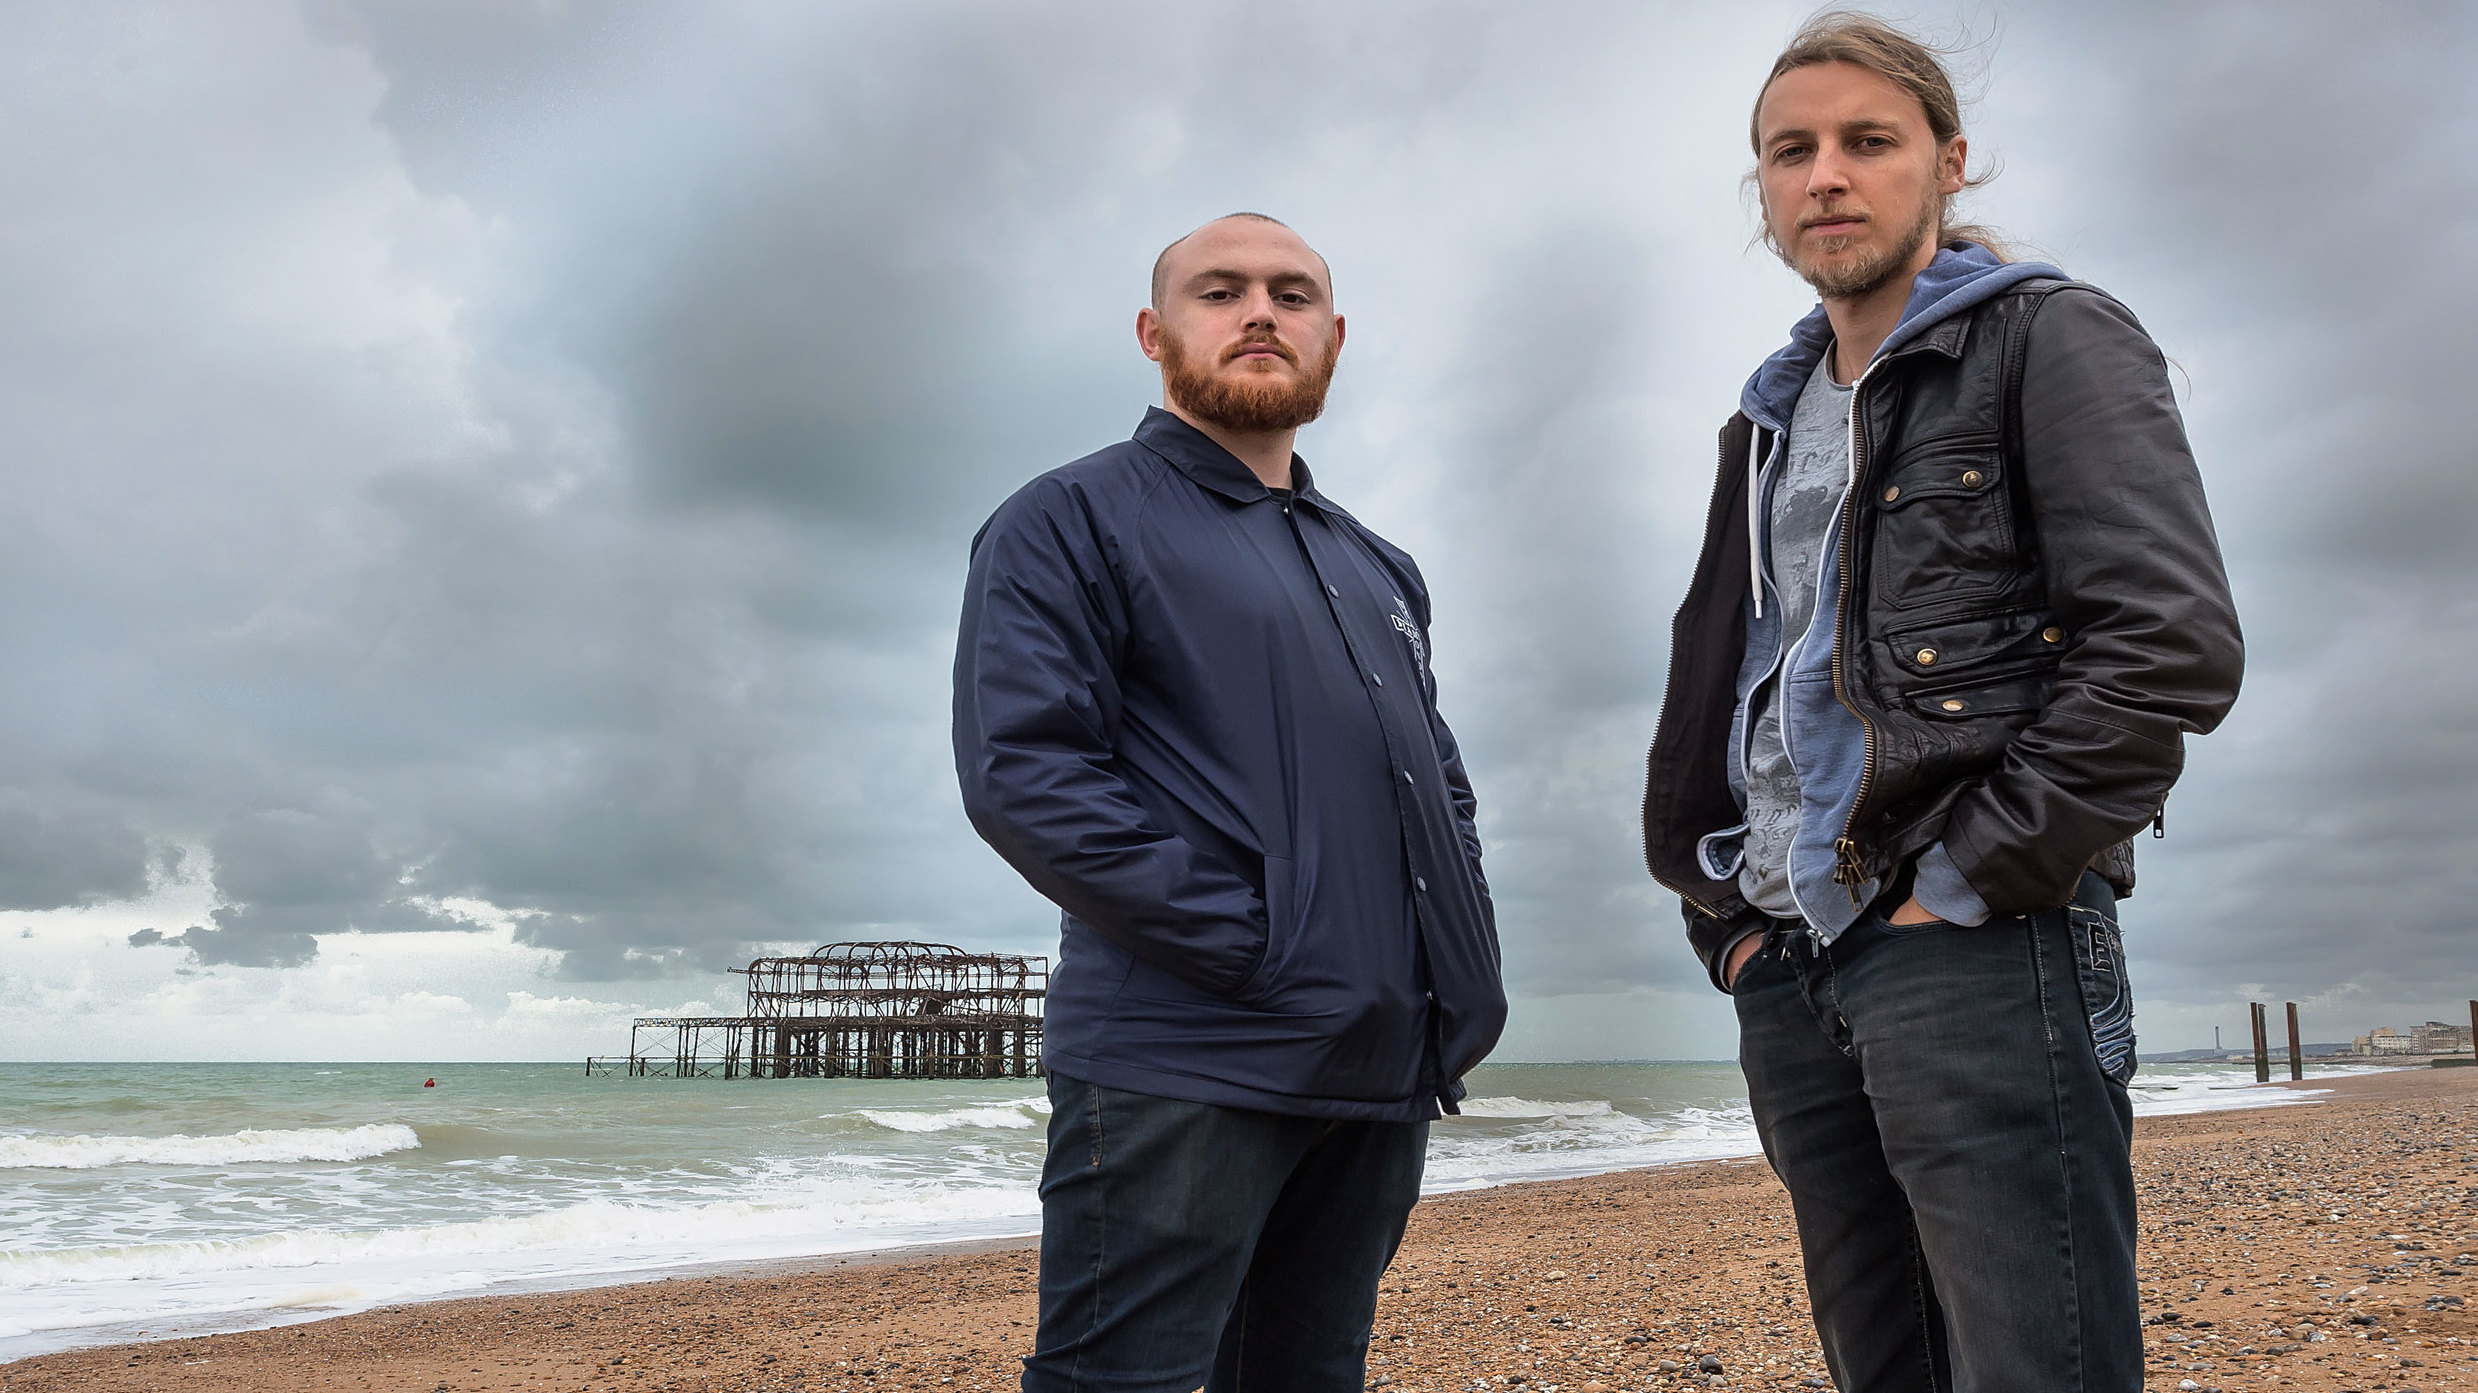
left=586, top=942, right=1046, bottom=1080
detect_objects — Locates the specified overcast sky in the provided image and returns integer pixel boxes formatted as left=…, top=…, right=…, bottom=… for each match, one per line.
left=1, top=1, right=2470, bottom=1063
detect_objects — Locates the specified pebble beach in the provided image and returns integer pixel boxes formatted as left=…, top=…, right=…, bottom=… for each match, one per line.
left=10, top=1067, right=2475, bottom=1393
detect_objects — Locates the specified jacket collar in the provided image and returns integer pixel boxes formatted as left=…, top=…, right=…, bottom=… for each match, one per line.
left=1133, top=406, right=1321, bottom=506
left=1737, top=243, right=2065, bottom=432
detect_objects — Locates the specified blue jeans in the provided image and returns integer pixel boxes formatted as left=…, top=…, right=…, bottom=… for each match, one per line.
left=1021, top=1073, right=1428, bottom=1393
left=1733, top=872, right=2140, bottom=1393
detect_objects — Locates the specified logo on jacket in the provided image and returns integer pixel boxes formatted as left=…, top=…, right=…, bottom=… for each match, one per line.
left=1390, top=597, right=1427, bottom=680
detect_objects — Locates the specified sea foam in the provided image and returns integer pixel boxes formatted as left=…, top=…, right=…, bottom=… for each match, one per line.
left=845, top=1099, right=1050, bottom=1133
left=0, top=1175, right=1038, bottom=1293
left=1455, top=1096, right=1622, bottom=1120
left=0, top=1124, right=421, bottom=1170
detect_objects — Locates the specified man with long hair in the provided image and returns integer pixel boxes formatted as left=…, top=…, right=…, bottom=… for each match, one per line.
left=956, top=213, right=1505, bottom=1390
left=1642, top=15, right=2242, bottom=1389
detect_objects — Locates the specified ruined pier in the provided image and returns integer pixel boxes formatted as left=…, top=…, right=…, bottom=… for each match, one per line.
left=586, top=940, right=1047, bottom=1080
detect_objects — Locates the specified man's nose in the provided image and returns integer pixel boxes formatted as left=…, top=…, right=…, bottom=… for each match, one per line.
left=1807, top=147, right=1852, bottom=199
left=1239, top=286, right=1278, bottom=329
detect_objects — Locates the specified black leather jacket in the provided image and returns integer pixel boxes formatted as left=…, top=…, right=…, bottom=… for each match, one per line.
left=1643, top=281, right=2244, bottom=988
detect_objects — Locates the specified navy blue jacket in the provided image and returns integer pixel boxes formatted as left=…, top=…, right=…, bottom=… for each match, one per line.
left=953, top=408, right=1505, bottom=1121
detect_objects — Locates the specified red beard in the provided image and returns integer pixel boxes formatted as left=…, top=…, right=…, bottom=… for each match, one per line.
left=1158, top=326, right=1339, bottom=433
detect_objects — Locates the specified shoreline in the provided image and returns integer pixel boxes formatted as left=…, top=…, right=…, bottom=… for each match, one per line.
left=0, top=1061, right=2380, bottom=1363
left=14, top=1066, right=2478, bottom=1392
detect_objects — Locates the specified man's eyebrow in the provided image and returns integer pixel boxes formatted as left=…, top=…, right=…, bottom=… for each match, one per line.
left=1764, top=117, right=1906, bottom=150
left=1181, top=267, right=1328, bottom=295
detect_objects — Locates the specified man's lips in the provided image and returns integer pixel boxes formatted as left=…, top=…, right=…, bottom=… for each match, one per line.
left=1803, top=215, right=1866, bottom=238
left=1225, top=342, right=1295, bottom=365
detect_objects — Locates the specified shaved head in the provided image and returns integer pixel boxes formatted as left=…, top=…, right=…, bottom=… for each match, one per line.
left=1150, top=212, right=1333, bottom=309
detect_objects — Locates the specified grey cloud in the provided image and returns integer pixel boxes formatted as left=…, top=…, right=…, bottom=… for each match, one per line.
left=126, top=921, right=304, bottom=970
left=4, top=1, right=2471, bottom=1052
left=0, top=792, right=150, bottom=911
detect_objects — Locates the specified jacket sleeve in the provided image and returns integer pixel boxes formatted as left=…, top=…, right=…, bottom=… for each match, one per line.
left=1939, top=289, right=2245, bottom=912
left=952, top=480, right=1269, bottom=996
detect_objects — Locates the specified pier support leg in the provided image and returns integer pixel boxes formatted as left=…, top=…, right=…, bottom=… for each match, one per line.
left=2250, top=1001, right=2271, bottom=1084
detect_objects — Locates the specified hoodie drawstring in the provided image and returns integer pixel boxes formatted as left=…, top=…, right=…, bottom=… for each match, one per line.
left=1746, top=425, right=1767, bottom=620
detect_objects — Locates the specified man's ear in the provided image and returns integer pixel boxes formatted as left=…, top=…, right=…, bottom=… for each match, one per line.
left=1940, top=135, right=1969, bottom=196
left=1136, top=305, right=1165, bottom=364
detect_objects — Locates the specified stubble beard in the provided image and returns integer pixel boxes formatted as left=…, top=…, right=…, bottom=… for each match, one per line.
left=1158, top=326, right=1339, bottom=434
left=1785, top=186, right=1942, bottom=300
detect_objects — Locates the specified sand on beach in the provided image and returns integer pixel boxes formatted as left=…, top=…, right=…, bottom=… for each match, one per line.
left=11, top=1067, right=2478, bottom=1393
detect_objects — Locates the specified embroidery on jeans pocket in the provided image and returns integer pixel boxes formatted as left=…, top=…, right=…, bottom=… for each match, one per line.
left=2069, top=904, right=2137, bottom=1086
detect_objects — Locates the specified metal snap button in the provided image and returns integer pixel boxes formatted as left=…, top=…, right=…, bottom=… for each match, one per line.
left=1961, top=469, right=1984, bottom=488
left=1940, top=698, right=1966, bottom=712
left=1915, top=647, right=1938, bottom=665
left=2042, top=626, right=2065, bottom=643
left=1882, top=485, right=1901, bottom=503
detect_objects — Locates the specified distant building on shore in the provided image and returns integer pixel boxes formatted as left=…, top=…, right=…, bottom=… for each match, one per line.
left=2351, top=1021, right=2474, bottom=1057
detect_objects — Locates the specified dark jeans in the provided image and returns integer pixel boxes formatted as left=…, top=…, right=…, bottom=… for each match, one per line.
left=1022, top=1072, right=1429, bottom=1393
left=1734, top=871, right=2139, bottom=1393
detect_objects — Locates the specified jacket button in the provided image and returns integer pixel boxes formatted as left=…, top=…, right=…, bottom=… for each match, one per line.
left=2042, top=626, right=2065, bottom=643
left=1940, top=698, right=1966, bottom=712
left=1882, top=485, right=1900, bottom=503
left=1961, top=469, right=1984, bottom=487
left=1401, top=769, right=1415, bottom=785
left=1915, top=647, right=1938, bottom=665
left=1371, top=673, right=1384, bottom=686
left=1414, top=877, right=1428, bottom=893
left=1327, top=584, right=1339, bottom=598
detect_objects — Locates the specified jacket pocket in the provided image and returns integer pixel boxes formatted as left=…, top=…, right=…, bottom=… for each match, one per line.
left=1231, top=853, right=1296, bottom=1003
left=1870, top=433, right=2019, bottom=610
left=1904, top=675, right=2050, bottom=721
left=1880, top=608, right=2064, bottom=685
left=2069, top=901, right=2137, bottom=1086
left=1113, top=855, right=1288, bottom=1007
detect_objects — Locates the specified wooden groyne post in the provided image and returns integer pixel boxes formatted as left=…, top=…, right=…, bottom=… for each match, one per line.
left=2250, top=1002, right=2271, bottom=1084
left=2285, top=1001, right=2303, bottom=1081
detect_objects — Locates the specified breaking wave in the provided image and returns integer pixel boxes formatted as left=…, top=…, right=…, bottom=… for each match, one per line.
left=0, top=1125, right=421, bottom=1171
left=0, top=1179, right=1038, bottom=1294
left=1455, top=1096, right=1621, bottom=1120
left=845, top=1099, right=1049, bottom=1133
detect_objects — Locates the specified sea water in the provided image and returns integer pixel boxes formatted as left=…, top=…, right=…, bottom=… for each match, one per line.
left=0, top=1057, right=2375, bottom=1358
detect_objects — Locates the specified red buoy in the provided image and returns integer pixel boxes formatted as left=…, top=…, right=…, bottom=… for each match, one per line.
left=423, top=1078, right=436, bottom=1088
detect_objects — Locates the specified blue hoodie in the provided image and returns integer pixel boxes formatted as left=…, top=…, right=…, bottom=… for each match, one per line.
left=1703, top=244, right=2064, bottom=944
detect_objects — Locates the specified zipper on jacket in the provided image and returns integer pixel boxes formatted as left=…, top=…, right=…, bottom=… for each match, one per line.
left=1828, top=359, right=1887, bottom=908
left=1643, top=427, right=1741, bottom=922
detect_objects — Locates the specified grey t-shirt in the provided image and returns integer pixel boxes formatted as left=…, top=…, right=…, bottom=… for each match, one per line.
left=1738, top=352, right=1854, bottom=916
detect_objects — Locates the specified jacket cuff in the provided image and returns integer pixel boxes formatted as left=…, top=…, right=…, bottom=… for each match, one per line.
left=1684, top=898, right=1765, bottom=994
left=1911, top=841, right=1993, bottom=926
left=1710, top=922, right=1768, bottom=995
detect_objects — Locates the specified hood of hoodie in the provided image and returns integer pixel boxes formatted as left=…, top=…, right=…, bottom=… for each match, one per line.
left=1738, top=242, right=2065, bottom=430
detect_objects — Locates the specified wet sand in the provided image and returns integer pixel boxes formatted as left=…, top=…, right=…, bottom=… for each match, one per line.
left=11, top=1067, right=2478, bottom=1393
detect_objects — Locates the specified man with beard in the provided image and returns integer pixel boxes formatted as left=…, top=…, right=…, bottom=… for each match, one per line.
left=955, top=213, right=1504, bottom=1390
left=1641, top=15, right=2241, bottom=1391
